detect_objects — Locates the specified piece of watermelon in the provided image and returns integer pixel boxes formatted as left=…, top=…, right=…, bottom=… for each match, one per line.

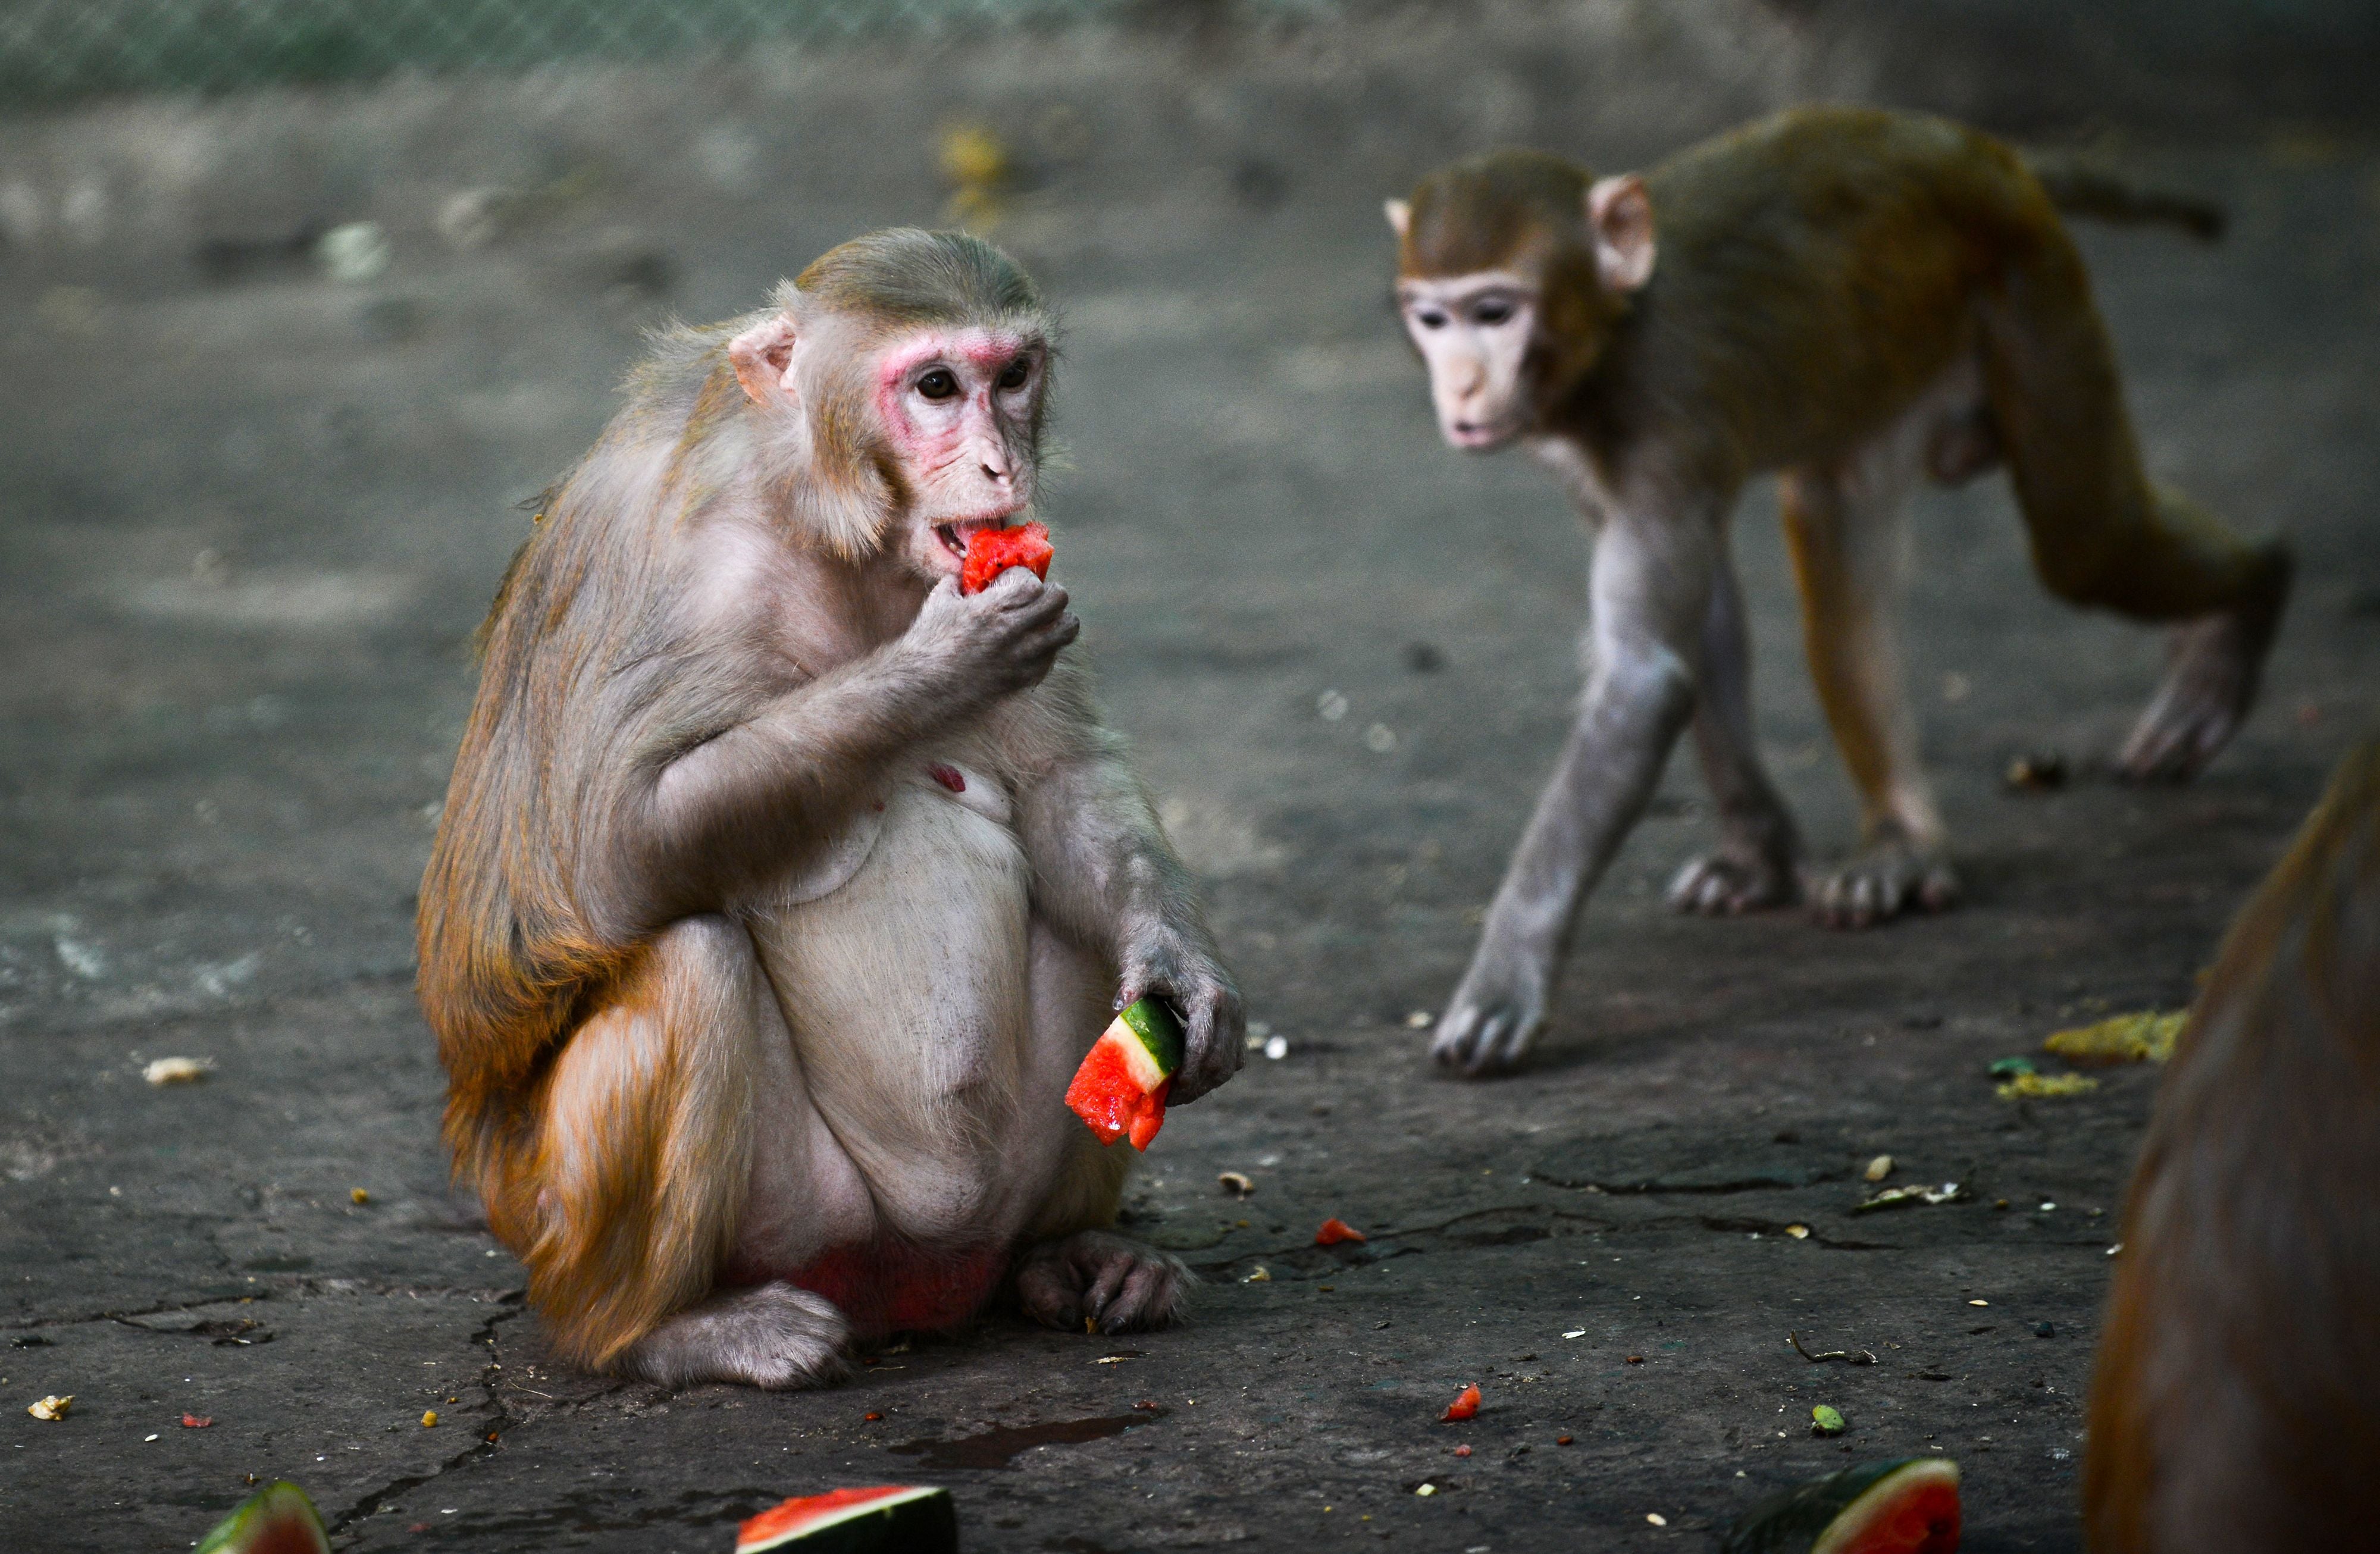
left=194, top=1481, right=330, bottom=1554
left=959, top=521, right=1054, bottom=595
left=1066, top=998, right=1184, bottom=1149
left=1720, top=1457, right=1961, bottom=1554
left=737, top=1485, right=959, bottom=1553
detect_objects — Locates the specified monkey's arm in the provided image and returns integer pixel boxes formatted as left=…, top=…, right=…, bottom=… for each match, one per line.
left=1009, top=667, right=1245, bottom=1103
left=619, top=572, right=1076, bottom=923
left=1434, top=503, right=1715, bottom=1074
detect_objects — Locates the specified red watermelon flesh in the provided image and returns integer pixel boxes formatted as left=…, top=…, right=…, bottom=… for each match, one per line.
left=1066, top=1000, right=1184, bottom=1150
left=737, top=1485, right=958, bottom=1553
left=1720, top=1457, right=1960, bottom=1554
left=960, top=521, right=1053, bottom=594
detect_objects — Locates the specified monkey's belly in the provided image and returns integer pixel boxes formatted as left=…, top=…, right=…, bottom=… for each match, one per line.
left=738, top=770, right=1091, bottom=1301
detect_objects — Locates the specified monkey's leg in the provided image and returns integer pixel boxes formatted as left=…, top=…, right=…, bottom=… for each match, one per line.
left=1978, top=238, right=2291, bottom=782
left=526, top=915, right=853, bottom=1389
left=1434, top=509, right=1708, bottom=1075
left=1780, top=458, right=1959, bottom=929
left=1668, top=543, right=1802, bottom=914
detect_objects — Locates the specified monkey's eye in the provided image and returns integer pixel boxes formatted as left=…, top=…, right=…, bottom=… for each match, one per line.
left=997, top=358, right=1031, bottom=391
left=916, top=368, right=960, bottom=401
left=1413, top=308, right=1449, bottom=331
left=1470, top=299, right=1515, bottom=325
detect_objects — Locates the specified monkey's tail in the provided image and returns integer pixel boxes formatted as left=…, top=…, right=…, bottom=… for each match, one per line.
left=2025, top=154, right=2226, bottom=243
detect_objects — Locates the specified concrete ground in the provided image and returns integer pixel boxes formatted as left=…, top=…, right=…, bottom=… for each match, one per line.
left=1, top=5, right=2376, bottom=1550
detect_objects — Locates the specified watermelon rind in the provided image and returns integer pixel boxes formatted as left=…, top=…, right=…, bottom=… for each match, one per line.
left=1117, top=998, right=1185, bottom=1077
left=193, top=1481, right=331, bottom=1554
left=1720, top=1457, right=1961, bottom=1554
left=738, top=1484, right=958, bottom=1553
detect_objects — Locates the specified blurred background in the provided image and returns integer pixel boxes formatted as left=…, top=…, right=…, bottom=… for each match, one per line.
left=1, top=4, right=2376, bottom=1551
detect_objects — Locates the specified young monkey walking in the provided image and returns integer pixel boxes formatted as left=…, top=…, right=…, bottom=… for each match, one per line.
left=418, top=230, right=1244, bottom=1386
left=1388, top=106, right=2291, bottom=1074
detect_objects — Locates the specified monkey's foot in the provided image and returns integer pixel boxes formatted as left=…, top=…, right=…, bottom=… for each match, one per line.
left=1809, top=844, right=1959, bottom=929
left=614, top=1282, right=852, bottom=1390
left=2118, top=564, right=2290, bottom=782
left=1016, top=1231, right=1188, bottom=1334
left=1667, top=842, right=1800, bottom=915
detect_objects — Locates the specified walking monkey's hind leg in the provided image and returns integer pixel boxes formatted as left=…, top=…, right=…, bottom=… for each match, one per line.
left=1978, top=217, right=2291, bottom=783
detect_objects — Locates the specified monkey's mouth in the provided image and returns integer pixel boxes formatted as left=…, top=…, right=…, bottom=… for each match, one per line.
left=931, top=511, right=1024, bottom=563
left=1446, top=418, right=1521, bottom=450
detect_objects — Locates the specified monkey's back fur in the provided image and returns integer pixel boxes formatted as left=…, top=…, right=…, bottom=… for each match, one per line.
left=2085, top=739, right=2380, bottom=1552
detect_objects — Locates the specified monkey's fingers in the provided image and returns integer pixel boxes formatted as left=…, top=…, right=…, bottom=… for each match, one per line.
left=1432, top=1000, right=1534, bottom=1076
left=1168, top=979, right=1242, bottom=1103
left=1095, top=1258, right=1185, bottom=1334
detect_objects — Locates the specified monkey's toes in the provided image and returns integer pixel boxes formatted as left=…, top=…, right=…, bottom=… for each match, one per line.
left=1810, top=850, right=1959, bottom=930
left=2118, top=588, right=2284, bottom=785
left=616, top=1282, right=853, bottom=1391
left=1017, top=1232, right=1188, bottom=1335
left=1667, top=850, right=1799, bottom=916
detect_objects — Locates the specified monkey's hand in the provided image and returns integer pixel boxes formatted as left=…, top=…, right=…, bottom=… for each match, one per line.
left=903, top=569, right=1079, bottom=710
left=1117, top=922, right=1244, bottom=1104
left=1432, top=936, right=1548, bottom=1077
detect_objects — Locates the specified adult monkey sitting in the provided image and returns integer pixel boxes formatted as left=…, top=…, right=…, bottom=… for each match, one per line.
left=418, top=229, right=1244, bottom=1386
left=1386, top=106, right=2291, bottom=1075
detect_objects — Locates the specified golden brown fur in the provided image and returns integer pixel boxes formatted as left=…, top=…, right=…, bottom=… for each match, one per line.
left=2085, top=738, right=2380, bottom=1552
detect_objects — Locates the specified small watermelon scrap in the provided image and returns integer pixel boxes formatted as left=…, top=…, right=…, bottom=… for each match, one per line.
left=1720, top=1457, right=1961, bottom=1554
left=1314, top=1217, right=1366, bottom=1246
left=1441, top=1384, right=1482, bottom=1422
left=737, top=1485, right=959, bottom=1554
left=1066, top=998, right=1184, bottom=1150
left=959, top=521, right=1054, bottom=595
left=194, top=1481, right=331, bottom=1554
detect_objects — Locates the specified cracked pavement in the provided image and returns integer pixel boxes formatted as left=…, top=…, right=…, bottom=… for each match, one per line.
left=3, top=4, right=2378, bottom=1550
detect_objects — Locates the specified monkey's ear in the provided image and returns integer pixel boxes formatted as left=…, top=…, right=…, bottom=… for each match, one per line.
left=728, top=315, right=800, bottom=407
left=1586, top=174, right=1656, bottom=293
left=1383, top=198, right=1413, bottom=241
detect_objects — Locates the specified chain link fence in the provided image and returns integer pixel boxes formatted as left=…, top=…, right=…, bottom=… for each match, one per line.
left=0, top=0, right=1329, bottom=104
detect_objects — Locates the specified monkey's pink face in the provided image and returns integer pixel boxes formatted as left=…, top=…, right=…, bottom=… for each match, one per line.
left=1396, top=273, right=1538, bottom=452
left=874, top=327, right=1047, bottom=579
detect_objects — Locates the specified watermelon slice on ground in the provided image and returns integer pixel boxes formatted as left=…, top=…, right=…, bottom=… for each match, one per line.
left=1066, top=998, right=1184, bottom=1149
left=737, top=1485, right=959, bottom=1553
left=194, top=1481, right=330, bottom=1554
left=1721, top=1457, right=1961, bottom=1554
left=959, top=520, right=1053, bottom=594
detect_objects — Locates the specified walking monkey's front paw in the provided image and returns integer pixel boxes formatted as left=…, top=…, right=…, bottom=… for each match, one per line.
left=1016, top=1231, right=1188, bottom=1334
left=1809, top=843, right=1958, bottom=929
left=1668, top=842, right=1800, bottom=915
left=1431, top=953, right=1548, bottom=1077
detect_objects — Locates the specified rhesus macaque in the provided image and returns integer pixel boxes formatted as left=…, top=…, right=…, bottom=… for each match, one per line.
left=417, top=230, right=1244, bottom=1387
left=1386, top=106, right=2291, bottom=1073
left=2085, top=737, right=2380, bottom=1552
